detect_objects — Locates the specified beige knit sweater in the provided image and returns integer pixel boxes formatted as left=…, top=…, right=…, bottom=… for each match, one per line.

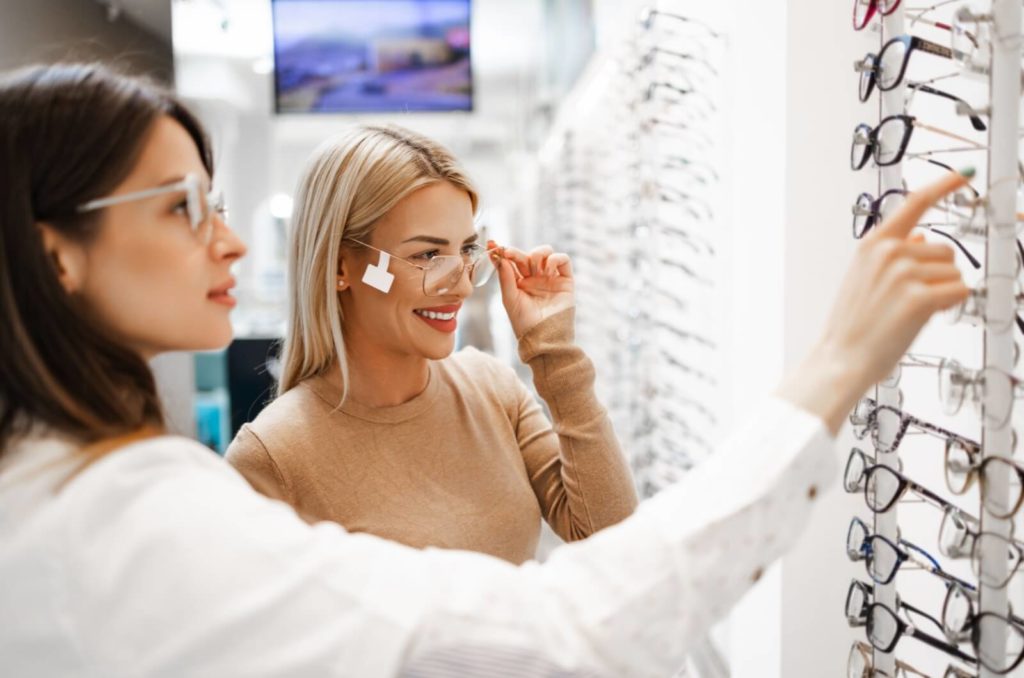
left=225, top=309, right=638, bottom=564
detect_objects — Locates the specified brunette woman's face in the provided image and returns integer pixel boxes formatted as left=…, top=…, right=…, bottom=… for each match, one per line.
left=58, top=116, right=246, bottom=358
left=339, top=181, right=479, bottom=361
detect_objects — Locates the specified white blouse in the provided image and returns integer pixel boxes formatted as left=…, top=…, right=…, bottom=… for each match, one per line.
left=0, top=397, right=835, bottom=678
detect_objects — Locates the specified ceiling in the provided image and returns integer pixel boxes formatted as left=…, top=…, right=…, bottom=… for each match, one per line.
left=100, top=0, right=546, bottom=78
left=97, top=0, right=173, bottom=42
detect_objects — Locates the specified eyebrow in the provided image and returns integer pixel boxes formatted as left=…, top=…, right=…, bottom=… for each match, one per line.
left=156, top=174, right=211, bottom=189
left=401, top=233, right=479, bottom=246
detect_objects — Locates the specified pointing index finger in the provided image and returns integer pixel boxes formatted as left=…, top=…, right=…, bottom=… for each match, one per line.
left=873, top=167, right=975, bottom=241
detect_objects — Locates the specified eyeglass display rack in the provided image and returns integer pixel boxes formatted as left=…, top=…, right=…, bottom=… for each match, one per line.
left=856, top=1, right=1022, bottom=676
left=533, top=0, right=727, bottom=499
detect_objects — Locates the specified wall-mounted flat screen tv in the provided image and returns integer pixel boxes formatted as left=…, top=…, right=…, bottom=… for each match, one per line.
left=272, top=0, right=473, bottom=113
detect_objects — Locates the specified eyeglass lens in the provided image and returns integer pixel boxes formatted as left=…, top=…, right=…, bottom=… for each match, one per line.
left=187, top=185, right=226, bottom=242
left=971, top=533, right=1021, bottom=589
left=847, top=642, right=870, bottom=678
left=942, top=584, right=973, bottom=641
left=866, top=465, right=904, bottom=512
left=878, top=38, right=910, bottom=91
left=868, top=603, right=902, bottom=652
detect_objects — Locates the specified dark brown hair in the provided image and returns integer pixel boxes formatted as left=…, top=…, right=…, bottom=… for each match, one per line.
left=0, top=63, right=214, bottom=452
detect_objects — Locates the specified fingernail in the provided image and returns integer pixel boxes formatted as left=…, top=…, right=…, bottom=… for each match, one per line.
left=959, top=166, right=976, bottom=179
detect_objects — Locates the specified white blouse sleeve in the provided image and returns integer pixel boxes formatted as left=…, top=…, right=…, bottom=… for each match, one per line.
left=55, top=397, right=835, bottom=678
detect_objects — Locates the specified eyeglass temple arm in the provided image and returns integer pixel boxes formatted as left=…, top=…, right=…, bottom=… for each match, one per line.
left=913, top=120, right=985, bottom=149
left=644, top=9, right=720, bottom=37
left=908, top=624, right=979, bottom=664
left=906, top=413, right=980, bottom=453
left=905, top=542, right=977, bottom=591
left=897, top=660, right=930, bottom=678
left=907, top=11, right=980, bottom=48
left=927, top=229, right=982, bottom=268
left=344, top=238, right=423, bottom=272
left=901, top=539, right=940, bottom=569
left=649, top=46, right=716, bottom=68
left=924, top=159, right=982, bottom=198
left=913, top=480, right=964, bottom=516
left=914, top=35, right=972, bottom=65
left=908, top=83, right=987, bottom=131
left=903, top=599, right=953, bottom=634
left=77, top=177, right=193, bottom=213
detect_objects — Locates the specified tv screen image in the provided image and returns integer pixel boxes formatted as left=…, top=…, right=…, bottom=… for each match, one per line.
left=272, top=0, right=473, bottom=113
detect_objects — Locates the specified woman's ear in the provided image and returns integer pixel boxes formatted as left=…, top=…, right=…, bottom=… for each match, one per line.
left=336, top=248, right=352, bottom=291
left=36, top=222, right=87, bottom=294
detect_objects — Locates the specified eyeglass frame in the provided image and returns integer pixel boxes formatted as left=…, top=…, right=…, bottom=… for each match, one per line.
left=844, top=446, right=970, bottom=515
left=948, top=275, right=1024, bottom=337
left=854, top=56, right=987, bottom=132
left=945, top=451, right=1024, bottom=519
left=939, top=358, right=1024, bottom=429
left=870, top=35, right=971, bottom=94
left=848, top=639, right=930, bottom=678
left=852, top=190, right=1006, bottom=275
left=938, top=507, right=1024, bottom=589
left=851, top=114, right=984, bottom=171
left=638, top=7, right=721, bottom=39
left=940, top=582, right=1024, bottom=673
left=846, top=515, right=977, bottom=589
left=635, top=46, right=719, bottom=77
left=850, top=397, right=980, bottom=458
left=845, top=579, right=978, bottom=664
left=76, top=173, right=226, bottom=243
left=851, top=165, right=986, bottom=263
left=852, top=0, right=901, bottom=30
left=344, top=236, right=494, bottom=296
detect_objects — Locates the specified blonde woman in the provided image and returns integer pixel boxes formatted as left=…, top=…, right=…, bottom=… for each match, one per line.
left=225, top=125, right=639, bottom=562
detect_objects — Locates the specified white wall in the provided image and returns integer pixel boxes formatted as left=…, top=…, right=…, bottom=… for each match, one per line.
left=0, top=0, right=171, bottom=79
left=721, top=0, right=789, bottom=669
left=726, top=0, right=896, bottom=675
left=778, top=1, right=866, bottom=675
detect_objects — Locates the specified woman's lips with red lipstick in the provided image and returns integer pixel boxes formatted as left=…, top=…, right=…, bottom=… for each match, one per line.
left=413, top=303, right=460, bottom=333
left=208, top=278, right=237, bottom=308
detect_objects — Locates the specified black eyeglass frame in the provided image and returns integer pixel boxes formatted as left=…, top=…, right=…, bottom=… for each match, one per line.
left=844, top=446, right=971, bottom=516
left=846, top=579, right=978, bottom=664
left=874, top=35, right=968, bottom=94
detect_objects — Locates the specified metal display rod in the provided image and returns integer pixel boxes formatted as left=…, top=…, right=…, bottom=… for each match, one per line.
left=979, top=0, right=1021, bottom=675
left=873, top=6, right=905, bottom=676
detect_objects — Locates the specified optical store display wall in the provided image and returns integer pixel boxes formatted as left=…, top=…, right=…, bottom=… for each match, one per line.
left=540, top=1, right=1024, bottom=676
left=533, top=0, right=729, bottom=498
left=842, top=1, right=1024, bottom=677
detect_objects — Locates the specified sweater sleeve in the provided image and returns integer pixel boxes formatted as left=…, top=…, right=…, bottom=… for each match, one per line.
left=225, top=425, right=294, bottom=506
left=47, top=398, right=835, bottom=678
left=513, top=308, right=639, bottom=541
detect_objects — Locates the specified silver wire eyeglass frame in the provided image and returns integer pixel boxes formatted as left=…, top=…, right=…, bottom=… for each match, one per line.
left=76, top=173, right=226, bottom=244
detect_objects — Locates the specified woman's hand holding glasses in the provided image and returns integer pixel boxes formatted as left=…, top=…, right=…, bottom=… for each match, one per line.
left=489, top=241, right=576, bottom=339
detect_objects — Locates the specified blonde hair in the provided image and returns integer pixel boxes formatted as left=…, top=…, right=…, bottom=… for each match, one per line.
left=278, top=124, right=479, bottom=398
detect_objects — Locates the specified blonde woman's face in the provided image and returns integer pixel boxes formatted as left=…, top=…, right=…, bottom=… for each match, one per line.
left=58, top=116, right=247, bottom=358
left=340, top=181, right=478, bottom=361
